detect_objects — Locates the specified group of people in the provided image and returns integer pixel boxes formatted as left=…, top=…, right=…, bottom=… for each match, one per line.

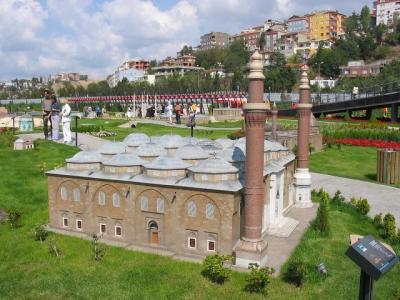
left=43, top=90, right=72, bottom=144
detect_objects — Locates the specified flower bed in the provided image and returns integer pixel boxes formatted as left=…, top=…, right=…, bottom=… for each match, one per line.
left=336, top=138, right=400, bottom=150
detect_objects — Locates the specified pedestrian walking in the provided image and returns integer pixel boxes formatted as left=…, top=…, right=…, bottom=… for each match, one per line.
left=174, top=102, right=182, bottom=124
left=61, top=98, right=72, bottom=144
left=42, top=89, right=53, bottom=140
left=165, top=101, right=173, bottom=123
left=51, top=95, right=61, bottom=140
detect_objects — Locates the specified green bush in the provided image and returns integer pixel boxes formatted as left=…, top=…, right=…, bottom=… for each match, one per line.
left=284, top=258, right=307, bottom=287
left=71, top=124, right=102, bottom=133
left=350, top=197, right=357, bottom=206
left=227, top=129, right=245, bottom=140
left=355, top=198, right=370, bottom=215
left=314, top=194, right=329, bottom=233
left=7, top=209, right=21, bottom=228
left=245, top=263, right=274, bottom=296
left=332, top=190, right=345, bottom=203
left=373, top=213, right=383, bottom=227
left=383, top=213, right=397, bottom=239
left=34, top=224, right=49, bottom=242
left=201, top=254, right=232, bottom=284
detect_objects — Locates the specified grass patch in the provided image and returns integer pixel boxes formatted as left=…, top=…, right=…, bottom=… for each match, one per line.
left=74, top=118, right=236, bottom=140
left=0, top=139, right=399, bottom=299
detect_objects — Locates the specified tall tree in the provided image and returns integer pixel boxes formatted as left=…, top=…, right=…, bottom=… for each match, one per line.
left=360, top=6, right=371, bottom=34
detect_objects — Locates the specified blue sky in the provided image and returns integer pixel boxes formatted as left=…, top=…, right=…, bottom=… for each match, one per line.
left=0, top=0, right=372, bottom=80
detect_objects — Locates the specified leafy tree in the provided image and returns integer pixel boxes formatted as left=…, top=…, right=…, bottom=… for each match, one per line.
left=375, top=24, right=387, bottom=45
left=345, top=12, right=359, bottom=36
left=259, top=32, right=266, bottom=51
left=201, top=254, right=232, bottom=284
left=358, top=34, right=377, bottom=60
left=224, top=39, right=249, bottom=73
left=245, top=263, right=274, bottom=296
left=360, top=6, right=371, bottom=34
left=314, top=193, right=329, bottom=233
left=284, top=258, right=307, bottom=287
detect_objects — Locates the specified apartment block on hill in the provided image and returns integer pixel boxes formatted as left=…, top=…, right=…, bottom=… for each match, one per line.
left=373, top=0, right=400, bottom=30
left=307, top=10, right=345, bottom=41
left=199, top=32, right=230, bottom=51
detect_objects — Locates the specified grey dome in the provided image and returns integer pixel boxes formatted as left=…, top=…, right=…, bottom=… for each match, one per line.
left=189, top=157, right=238, bottom=174
left=160, top=134, right=184, bottom=149
left=181, top=137, right=199, bottom=145
left=217, top=147, right=245, bottom=162
left=123, top=133, right=150, bottom=147
left=103, top=153, right=146, bottom=167
left=198, top=140, right=224, bottom=153
left=98, top=141, right=127, bottom=155
left=136, top=142, right=166, bottom=157
left=175, top=144, right=209, bottom=160
left=66, top=151, right=103, bottom=163
left=264, top=140, right=287, bottom=152
left=145, top=155, right=191, bottom=170
left=215, top=138, right=234, bottom=149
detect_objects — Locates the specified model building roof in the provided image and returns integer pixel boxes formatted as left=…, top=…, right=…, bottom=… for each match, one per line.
left=123, top=133, right=150, bottom=147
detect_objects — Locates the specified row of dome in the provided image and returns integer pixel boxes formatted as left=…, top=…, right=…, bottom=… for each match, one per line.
left=65, top=134, right=290, bottom=181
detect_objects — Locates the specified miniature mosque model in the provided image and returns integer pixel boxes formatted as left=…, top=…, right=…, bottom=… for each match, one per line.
left=46, top=52, right=313, bottom=268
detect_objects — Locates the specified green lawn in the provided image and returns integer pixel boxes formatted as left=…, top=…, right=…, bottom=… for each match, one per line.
left=0, top=139, right=399, bottom=299
left=310, top=145, right=400, bottom=188
left=75, top=118, right=236, bottom=140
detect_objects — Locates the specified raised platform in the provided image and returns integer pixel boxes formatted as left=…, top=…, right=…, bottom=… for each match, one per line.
left=266, top=217, right=299, bottom=238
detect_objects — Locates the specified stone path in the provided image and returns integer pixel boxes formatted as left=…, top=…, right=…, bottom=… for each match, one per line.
left=311, top=172, right=400, bottom=228
left=120, top=119, right=241, bottom=131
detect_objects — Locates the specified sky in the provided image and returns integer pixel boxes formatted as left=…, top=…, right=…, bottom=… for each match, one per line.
left=0, top=0, right=372, bottom=81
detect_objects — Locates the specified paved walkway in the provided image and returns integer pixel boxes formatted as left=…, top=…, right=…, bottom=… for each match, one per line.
left=120, top=119, right=241, bottom=131
left=311, top=172, right=400, bottom=227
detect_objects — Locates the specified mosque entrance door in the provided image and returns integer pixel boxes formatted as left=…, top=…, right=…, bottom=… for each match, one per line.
left=149, top=221, right=159, bottom=245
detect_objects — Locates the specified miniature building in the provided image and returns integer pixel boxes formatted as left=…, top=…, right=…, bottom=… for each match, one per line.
left=13, top=138, right=34, bottom=150
left=18, top=114, right=34, bottom=132
left=47, top=132, right=297, bottom=265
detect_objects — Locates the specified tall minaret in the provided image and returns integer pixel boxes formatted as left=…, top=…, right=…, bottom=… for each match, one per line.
left=234, top=51, right=269, bottom=268
left=294, top=65, right=313, bottom=208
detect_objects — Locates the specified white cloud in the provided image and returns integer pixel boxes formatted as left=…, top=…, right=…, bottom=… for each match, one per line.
left=0, top=0, right=371, bottom=80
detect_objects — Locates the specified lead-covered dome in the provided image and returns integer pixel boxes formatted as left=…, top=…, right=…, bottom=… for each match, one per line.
left=217, top=146, right=245, bottom=163
left=103, top=153, right=146, bottom=174
left=66, top=151, right=103, bottom=171
left=98, top=141, right=127, bottom=157
left=198, top=140, right=224, bottom=154
left=144, top=155, right=190, bottom=179
left=136, top=142, right=167, bottom=161
left=123, top=133, right=150, bottom=148
left=188, top=157, right=238, bottom=183
left=175, top=144, right=209, bottom=162
left=215, top=138, right=234, bottom=149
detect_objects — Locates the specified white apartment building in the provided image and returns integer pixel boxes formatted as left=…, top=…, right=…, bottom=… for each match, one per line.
left=374, top=0, right=400, bottom=29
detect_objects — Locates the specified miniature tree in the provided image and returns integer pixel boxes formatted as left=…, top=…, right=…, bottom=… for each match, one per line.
left=201, top=254, right=232, bottom=284
left=91, top=233, right=105, bottom=261
left=245, top=263, right=274, bottom=296
left=314, top=194, right=329, bottom=233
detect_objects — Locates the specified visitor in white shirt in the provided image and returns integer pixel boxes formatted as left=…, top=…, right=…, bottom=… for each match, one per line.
left=61, top=98, right=72, bottom=144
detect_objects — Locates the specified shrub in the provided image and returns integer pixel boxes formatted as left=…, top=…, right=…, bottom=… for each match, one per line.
left=34, top=224, right=49, bottom=242
left=314, top=194, right=329, bottom=233
left=284, top=258, right=307, bottom=287
left=336, top=143, right=342, bottom=150
left=201, top=254, right=232, bottom=284
left=373, top=213, right=383, bottom=227
left=245, top=263, right=274, bottom=296
left=48, top=237, right=61, bottom=257
left=332, top=190, right=345, bottom=203
left=355, top=198, right=370, bottom=215
left=7, top=209, right=21, bottom=228
left=350, top=197, right=357, bottom=206
left=317, top=188, right=324, bottom=198
left=383, top=213, right=397, bottom=239
left=227, top=129, right=245, bottom=140
left=91, top=233, right=105, bottom=261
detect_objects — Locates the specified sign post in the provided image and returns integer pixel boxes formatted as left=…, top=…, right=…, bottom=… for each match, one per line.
left=346, top=235, right=399, bottom=300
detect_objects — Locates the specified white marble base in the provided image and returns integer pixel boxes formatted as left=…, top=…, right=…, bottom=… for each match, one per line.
left=266, top=217, right=299, bottom=238
left=294, top=168, right=313, bottom=208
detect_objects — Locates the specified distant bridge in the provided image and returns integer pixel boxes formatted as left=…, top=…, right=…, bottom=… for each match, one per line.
left=279, top=81, right=400, bottom=122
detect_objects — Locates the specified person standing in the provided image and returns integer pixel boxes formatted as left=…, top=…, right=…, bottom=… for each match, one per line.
left=127, top=106, right=132, bottom=119
left=165, top=101, right=173, bottom=123
left=42, top=89, right=53, bottom=140
left=61, top=98, right=72, bottom=144
left=188, top=102, right=196, bottom=127
left=51, top=95, right=61, bottom=141
left=174, top=102, right=181, bottom=124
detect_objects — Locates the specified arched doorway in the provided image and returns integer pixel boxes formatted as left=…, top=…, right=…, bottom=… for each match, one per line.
left=148, top=220, right=159, bottom=245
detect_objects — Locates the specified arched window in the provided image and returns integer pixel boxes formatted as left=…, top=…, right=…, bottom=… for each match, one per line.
left=205, top=203, right=215, bottom=219
left=98, top=191, right=106, bottom=206
left=141, top=196, right=148, bottom=211
left=60, top=186, right=67, bottom=201
left=73, top=188, right=80, bottom=202
left=156, top=198, right=164, bottom=213
left=112, top=193, right=120, bottom=207
left=187, top=201, right=197, bottom=217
